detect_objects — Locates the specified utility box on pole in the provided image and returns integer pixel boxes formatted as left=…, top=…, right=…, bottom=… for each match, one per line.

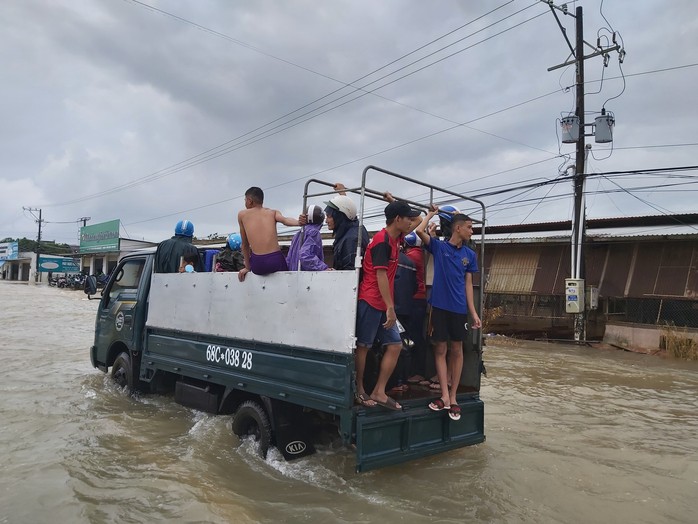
left=565, top=278, right=585, bottom=314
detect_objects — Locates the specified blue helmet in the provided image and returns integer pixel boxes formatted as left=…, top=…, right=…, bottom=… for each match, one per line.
left=438, top=205, right=460, bottom=223
left=175, top=219, right=194, bottom=237
left=227, top=232, right=242, bottom=251
left=404, top=232, right=422, bottom=247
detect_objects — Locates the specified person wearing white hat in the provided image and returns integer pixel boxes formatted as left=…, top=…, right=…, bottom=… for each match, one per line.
left=286, top=205, right=330, bottom=271
left=324, top=187, right=369, bottom=271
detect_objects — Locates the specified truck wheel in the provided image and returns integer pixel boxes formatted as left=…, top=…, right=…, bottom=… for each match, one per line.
left=232, top=400, right=272, bottom=458
left=111, top=352, right=134, bottom=390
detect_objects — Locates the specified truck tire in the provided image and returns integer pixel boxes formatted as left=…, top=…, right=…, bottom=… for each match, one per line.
left=111, top=352, right=134, bottom=391
left=232, top=400, right=272, bottom=458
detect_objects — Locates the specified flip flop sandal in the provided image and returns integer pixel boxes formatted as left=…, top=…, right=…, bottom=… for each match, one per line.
left=428, top=398, right=451, bottom=412
left=355, top=393, right=377, bottom=408
left=448, top=405, right=462, bottom=421
left=374, top=396, right=402, bottom=411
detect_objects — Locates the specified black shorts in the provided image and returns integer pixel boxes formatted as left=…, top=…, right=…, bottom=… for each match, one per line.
left=430, top=306, right=467, bottom=342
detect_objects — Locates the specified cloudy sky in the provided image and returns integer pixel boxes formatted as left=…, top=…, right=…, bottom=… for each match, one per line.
left=2, top=0, right=697, bottom=245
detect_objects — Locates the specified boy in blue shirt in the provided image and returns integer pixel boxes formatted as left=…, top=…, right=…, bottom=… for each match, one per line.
left=415, top=206, right=481, bottom=421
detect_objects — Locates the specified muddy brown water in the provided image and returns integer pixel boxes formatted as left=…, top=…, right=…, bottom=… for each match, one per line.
left=1, top=281, right=697, bottom=523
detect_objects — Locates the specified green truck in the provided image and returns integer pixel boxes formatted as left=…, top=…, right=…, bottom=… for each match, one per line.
left=89, top=166, right=486, bottom=472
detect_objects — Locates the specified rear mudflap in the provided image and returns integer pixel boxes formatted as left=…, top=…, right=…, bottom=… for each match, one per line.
left=267, top=398, right=317, bottom=461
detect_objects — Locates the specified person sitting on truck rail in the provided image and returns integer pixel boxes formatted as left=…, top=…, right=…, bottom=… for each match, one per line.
left=324, top=184, right=369, bottom=270
left=286, top=205, right=330, bottom=271
left=237, top=186, right=307, bottom=281
left=354, top=200, right=422, bottom=411
left=154, top=220, right=202, bottom=273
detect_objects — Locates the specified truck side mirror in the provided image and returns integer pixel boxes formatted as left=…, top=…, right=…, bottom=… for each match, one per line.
left=84, top=275, right=98, bottom=298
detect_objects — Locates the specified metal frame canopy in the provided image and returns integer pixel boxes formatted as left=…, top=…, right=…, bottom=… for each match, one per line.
left=303, top=165, right=487, bottom=346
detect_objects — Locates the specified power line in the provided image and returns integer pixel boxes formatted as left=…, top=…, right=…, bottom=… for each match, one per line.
left=127, top=0, right=516, bottom=89
left=46, top=2, right=544, bottom=207
left=54, top=1, right=520, bottom=206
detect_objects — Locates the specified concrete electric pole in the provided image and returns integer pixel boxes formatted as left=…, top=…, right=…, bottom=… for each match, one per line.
left=543, top=2, right=622, bottom=341
left=23, top=207, right=44, bottom=283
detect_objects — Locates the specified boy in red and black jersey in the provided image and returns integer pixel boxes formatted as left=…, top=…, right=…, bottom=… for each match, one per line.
left=354, top=201, right=421, bottom=410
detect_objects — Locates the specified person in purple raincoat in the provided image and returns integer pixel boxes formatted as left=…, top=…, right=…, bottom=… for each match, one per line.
left=286, top=205, right=331, bottom=271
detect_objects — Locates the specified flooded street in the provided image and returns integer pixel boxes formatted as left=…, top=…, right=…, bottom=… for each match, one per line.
left=1, top=281, right=697, bottom=523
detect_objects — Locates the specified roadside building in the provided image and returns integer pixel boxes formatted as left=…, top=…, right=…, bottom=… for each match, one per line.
left=480, top=214, right=698, bottom=351
left=79, top=237, right=157, bottom=276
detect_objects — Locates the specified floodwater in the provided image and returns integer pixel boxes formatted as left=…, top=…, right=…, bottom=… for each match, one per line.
left=1, top=281, right=697, bottom=524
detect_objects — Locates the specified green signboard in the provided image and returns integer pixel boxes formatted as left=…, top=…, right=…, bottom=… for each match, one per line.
left=80, top=220, right=120, bottom=253
left=38, top=256, right=81, bottom=273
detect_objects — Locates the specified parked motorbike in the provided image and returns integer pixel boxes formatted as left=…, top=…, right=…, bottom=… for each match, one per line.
left=68, top=273, right=86, bottom=290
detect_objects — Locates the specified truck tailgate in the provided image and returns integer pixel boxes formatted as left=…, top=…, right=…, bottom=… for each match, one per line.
left=355, top=398, right=484, bottom=472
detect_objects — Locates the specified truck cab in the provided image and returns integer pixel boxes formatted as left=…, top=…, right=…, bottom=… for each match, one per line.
left=90, top=166, right=486, bottom=472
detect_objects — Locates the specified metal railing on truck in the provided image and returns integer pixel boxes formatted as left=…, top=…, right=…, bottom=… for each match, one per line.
left=303, top=164, right=486, bottom=350
left=304, top=166, right=487, bottom=471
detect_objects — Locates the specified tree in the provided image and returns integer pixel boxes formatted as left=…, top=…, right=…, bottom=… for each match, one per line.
left=2, top=237, right=73, bottom=255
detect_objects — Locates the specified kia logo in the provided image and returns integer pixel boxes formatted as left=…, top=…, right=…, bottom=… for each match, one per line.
left=285, top=441, right=306, bottom=455
left=115, top=312, right=124, bottom=331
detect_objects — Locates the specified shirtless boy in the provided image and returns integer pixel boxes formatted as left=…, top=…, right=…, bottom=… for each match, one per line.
left=237, top=186, right=305, bottom=282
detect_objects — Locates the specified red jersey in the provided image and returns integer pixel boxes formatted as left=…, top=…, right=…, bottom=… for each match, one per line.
left=405, top=246, right=426, bottom=299
left=358, top=228, right=400, bottom=311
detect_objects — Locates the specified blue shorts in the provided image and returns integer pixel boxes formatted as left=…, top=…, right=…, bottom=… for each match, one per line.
left=355, top=300, right=402, bottom=348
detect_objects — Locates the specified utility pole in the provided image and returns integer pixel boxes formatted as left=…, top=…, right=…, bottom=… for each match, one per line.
left=571, top=5, right=586, bottom=341
left=79, top=217, right=91, bottom=228
left=23, top=207, right=44, bottom=283
left=544, top=1, right=622, bottom=341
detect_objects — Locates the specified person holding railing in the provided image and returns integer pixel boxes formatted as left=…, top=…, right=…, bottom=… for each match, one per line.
left=415, top=205, right=481, bottom=421
left=286, top=205, right=330, bottom=271
left=237, top=187, right=306, bottom=281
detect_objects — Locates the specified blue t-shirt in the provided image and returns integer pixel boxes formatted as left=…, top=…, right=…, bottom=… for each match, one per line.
left=425, top=238, right=478, bottom=314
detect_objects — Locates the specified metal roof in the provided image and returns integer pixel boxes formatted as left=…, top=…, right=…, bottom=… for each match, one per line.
left=483, top=224, right=698, bottom=244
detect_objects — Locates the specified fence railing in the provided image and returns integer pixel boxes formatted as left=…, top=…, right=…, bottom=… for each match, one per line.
left=485, top=294, right=698, bottom=328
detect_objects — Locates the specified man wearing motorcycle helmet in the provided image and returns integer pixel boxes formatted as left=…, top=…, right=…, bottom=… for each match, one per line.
left=154, top=220, right=202, bottom=273
left=324, top=183, right=369, bottom=270
left=215, top=233, right=245, bottom=272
